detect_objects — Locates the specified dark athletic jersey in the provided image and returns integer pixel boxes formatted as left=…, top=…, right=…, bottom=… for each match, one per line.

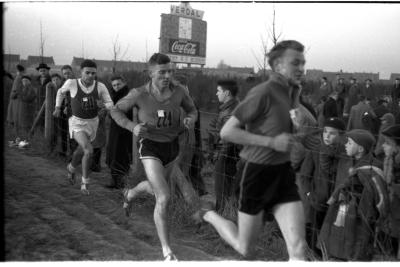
left=71, top=79, right=99, bottom=119
left=111, top=82, right=197, bottom=142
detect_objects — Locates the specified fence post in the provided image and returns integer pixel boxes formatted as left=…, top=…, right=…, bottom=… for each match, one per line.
left=29, top=100, right=46, bottom=137
left=44, top=85, right=55, bottom=146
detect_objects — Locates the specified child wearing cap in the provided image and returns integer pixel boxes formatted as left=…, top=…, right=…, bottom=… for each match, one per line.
left=381, top=125, right=400, bottom=259
left=297, top=117, right=346, bottom=255
left=318, top=129, right=389, bottom=260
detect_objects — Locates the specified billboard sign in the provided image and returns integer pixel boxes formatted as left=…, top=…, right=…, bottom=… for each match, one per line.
left=169, top=39, right=199, bottom=56
left=170, top=4, right=204, bottom=20
left=166, top=54, right=206, bottom=65
left=159, top=3, right=207, bottom=65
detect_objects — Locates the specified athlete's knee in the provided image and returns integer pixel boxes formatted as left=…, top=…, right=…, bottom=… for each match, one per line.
left=82, top=144, right=93, bottom=156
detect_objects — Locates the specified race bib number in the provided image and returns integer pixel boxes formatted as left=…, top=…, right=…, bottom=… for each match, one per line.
left=157, top=110, right=172, bottom=128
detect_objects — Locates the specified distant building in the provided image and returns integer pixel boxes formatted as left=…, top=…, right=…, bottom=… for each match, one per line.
left=201, top=66, right=254, bottom=78
left=3, top=54, right=21, bottom=72
left=390, top=73, right=400, bottom=82
left=71, top=57, right=147, bottom=74
left=26, top=55, right=55, bottom=68
left=305, top=69, right=380, bottom=83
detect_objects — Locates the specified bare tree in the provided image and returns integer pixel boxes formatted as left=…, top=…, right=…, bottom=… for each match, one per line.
left=111, top=34, right=130, bottom=74
left=81, top=39, right=86, bottom=58
left=39, top=20, right=46, bottom=63
left=251, top=6, right=283, bottom=80
left=268, top=7, right=282, bottom=47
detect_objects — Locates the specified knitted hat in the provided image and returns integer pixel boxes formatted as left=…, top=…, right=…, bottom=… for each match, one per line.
left=324, top=117, right=346, bottom=131
left=345, top=129, right=376, bottom=153
left=380, top=113, right=395, bottom=124
left=381, top=125, right=400, bottom=146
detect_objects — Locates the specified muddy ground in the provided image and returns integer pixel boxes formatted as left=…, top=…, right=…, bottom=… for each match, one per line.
left=3, top=145, right=237, bottom=261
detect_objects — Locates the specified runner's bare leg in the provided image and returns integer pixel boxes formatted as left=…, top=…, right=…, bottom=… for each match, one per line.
left=273, top=201, right=306, bottom=260
left=203, top=210, right=264, bottom=257
left=73, top=131, right=93, bottom=185
left=141, top=158, right=173, bottom=257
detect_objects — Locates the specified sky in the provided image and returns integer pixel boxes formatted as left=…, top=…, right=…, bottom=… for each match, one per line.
left=4, top=1, right=400, bottom=79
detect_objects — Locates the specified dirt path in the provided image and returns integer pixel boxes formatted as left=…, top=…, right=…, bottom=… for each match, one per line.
left=4, top=146, right=224, bottom=261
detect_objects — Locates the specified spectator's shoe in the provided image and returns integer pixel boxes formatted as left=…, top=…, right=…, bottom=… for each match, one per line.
left=8, top=141, right=17, bottom=147
left=122, top=188, right=133, bottom=217
left=81, top=183, right=90, bottom=195
left=192, top=200, right=214, bottom=225
left=18, top=140, right=29, bottom=149
left=164, top=253, right=178, bottom=261
left=67, top=166, right=76, bottom=185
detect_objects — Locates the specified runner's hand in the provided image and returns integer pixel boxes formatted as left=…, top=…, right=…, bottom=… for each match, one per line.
left=183, top=117, right=194, bottom=129
left=133, top=123, right=148, bottom=137
left=270, top=133, right=293, bottom=152
left=53, top=108, right=61, bottom=118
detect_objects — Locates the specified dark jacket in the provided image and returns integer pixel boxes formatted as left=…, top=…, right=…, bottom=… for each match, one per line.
left=347, top=101, right=375, bottom=131
left=7, top=74, right=22, bottom=125
left=17, top=84, right=37, bottom=129
left=209, top=98, right=240, bottom=156
left=106, top=85, right=133, bottom=171
left=344, top=83, right=360, bottom=114
left=361, top=85, right=376, bottom=103
left=34, top=75, right=51, bottom=111
left=323, top=97, right=339, bottom=119
left=318, top=153, right=388, bottom=261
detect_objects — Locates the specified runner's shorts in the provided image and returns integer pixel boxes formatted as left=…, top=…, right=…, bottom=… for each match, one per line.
left=238, top=161, right=300, bottom=215
left=68, top=116, right=98, bottom=142
left=138, top=137, right=179, bottom=166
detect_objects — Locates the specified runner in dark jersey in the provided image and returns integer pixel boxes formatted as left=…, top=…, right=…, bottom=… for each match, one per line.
left=54, top=59, right=113, bottom=195
left=193, top=40, right=307, bottom=260
left=111, top=53, right=197, bottom=261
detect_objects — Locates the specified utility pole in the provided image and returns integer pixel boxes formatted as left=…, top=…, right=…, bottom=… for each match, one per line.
left=145, top=38, right=148, bottom=62
left=39, top=20, right=45, bottom=63
left=81, top=39, right=85, bottom=58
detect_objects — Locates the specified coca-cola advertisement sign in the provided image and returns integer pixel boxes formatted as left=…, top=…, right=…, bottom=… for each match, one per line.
left=169, top=39, right=199, bottom=56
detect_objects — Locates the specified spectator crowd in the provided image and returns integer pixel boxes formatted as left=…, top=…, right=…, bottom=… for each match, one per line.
left=4, top=51, right=400, bottom=261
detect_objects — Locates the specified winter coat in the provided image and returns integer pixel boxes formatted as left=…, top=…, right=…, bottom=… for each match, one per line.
left=347, top=101, right=375, bottom=131
left=17, top=84, right=37, bottom=129
left=6, top=74, right=22, bottom=125
left=323, top=97, right=339, bottom=119
left=383, top=150, right=400, bottom=238
left=91, top=107, right=107, bottom=148
left=318, top=156, right=389, bottom=261
left=208, top=98, right=240, bottom=156
left=106, top=85, right=133, bottom=171
left=344, top=83, right=361, bottom=114
left=361, top=85, right=376, bottom=103
left=34, top=75, right=51, bottom=111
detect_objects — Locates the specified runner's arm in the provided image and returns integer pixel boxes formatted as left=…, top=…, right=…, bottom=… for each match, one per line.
left=181, top=90, right=198, bottom=122
left=55, top=79, right=73, bottom=108
left=98, top=83, right=114, bottom=110
left=110, top=89, right=138, bottom=131
left=220, top=116, right=274, bottom=148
